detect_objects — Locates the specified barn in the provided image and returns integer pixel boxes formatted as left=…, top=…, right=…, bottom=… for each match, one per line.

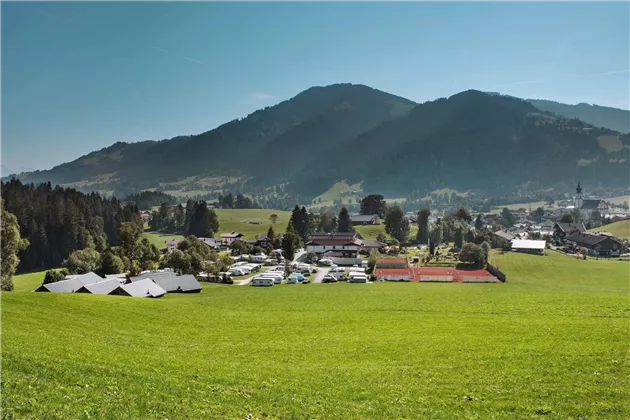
left=109, top=279, right=167, bottom=298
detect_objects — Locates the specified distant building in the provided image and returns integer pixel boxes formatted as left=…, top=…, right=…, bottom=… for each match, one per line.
left=349, top=214, right=380, bottom=226
left=220, top=232, right=244, bottom=245
left=511, top=239, right=546, bottom=255
left=306, top=232, right=362, bottom=257
left=166, top=239, right=183, bottom=252
left=553, top=222, right=586, bottom=243
left=566, top=232, right=622, bottom=257
left=573, top=182, right=609, bottom=218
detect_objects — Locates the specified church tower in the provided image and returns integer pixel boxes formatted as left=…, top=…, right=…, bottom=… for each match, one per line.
left=574, top=182, right=583, bottom=209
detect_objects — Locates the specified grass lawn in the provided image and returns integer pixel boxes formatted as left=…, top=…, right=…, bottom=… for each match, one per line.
left=3, top=249, right=628, bottom=418
left=216, top=209, right=291, bottom=239
left=589, top=219, right=630, bottom=240
left=141, top=230, right=185, bottom=250
left=355, top=224, right=418, bottom=240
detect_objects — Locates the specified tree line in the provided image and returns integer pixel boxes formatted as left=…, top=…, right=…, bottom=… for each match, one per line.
left=123, top=190, right=178, bottom=210
left=1, top=179, right=143, bottom=272
left=149, top=201, right=220, bottom=238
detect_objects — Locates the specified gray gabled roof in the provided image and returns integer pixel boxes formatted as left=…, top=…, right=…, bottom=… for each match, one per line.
left=35, top=278, right=85, bottom=293
left=493, top=230, right=516, bottom=241
left=130, top=272, right=202, bottom=293
left=75, top=279, right=121, bottom=295
left=554, top=222, right=586, bottom=233
left=109, top=279, right=166, bottom=298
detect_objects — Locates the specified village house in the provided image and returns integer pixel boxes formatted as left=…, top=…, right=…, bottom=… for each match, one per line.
left=566, top=232, right=622, bottom=257
left=306, top=232, right=363, bottom=257
left=349, top=214, right=381, bottom=226
left=565, top=232, right=623, bottom=257
left=220, top=232, right=244, bottom=246
left=166, top=239, right=183, bottom=253
left=490, top=230, right=516, bottom=249
left=553, top=222, right=586, bottom=243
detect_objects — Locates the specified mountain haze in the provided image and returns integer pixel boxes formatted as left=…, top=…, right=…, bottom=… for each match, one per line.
left=526, top=99, right=630, bottom=134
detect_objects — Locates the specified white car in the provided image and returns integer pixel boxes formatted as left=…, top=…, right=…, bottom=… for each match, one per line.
left=348, top=275, right=368, bottom=283
left=286, top=277, right=298, bottom=284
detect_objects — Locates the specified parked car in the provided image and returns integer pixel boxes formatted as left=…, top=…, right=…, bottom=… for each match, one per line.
left=331, top=272, right=347, bottom=281
left=286, top=276, right=298, bottom=284
left=322, top=274, right=338, bottom=283
left=289, top=273, right=304, bottom=282
left=311, top=267, right=319, bottom=273
left=301, top=278, right=311, bottom=284
left=300, top=269, right=311, bottom=277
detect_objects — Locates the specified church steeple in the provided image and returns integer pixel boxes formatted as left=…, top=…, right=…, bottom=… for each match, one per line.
left=575, top=182, right=584, bottom=209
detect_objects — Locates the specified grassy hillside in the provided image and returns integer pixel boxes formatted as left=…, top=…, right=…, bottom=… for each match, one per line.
left=310, top=181, right=363, bottom=208
left=141, top=209, right=292, bottom=248
left=589, top=219, right=630, bottom=240
left=4, top=250, right=628, bottom=418
left=216, top=209, right=291, bottom=239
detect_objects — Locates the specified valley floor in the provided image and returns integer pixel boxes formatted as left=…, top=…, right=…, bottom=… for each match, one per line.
left=2, top=251, right=629, bottom=418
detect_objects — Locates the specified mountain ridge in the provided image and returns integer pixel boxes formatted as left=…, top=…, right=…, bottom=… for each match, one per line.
left=8, top=85, right=629, bottom=200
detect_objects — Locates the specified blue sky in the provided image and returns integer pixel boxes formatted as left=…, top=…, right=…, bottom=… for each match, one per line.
left=2, top=2, right=629, bottom=174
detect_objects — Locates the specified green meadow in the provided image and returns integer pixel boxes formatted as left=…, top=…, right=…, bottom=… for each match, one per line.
left=2, top=250, right=629, bottom=419
left=589, top=219, right=630, bottom=240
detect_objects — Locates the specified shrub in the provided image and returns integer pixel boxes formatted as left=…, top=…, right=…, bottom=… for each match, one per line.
left=43, top=270, right=66, bottom=284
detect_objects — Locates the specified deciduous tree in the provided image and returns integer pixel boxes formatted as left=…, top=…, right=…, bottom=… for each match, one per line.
left=384, top=206, right=409, bottom=242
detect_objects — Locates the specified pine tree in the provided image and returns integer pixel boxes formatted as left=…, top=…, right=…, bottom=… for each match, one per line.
left=337, top=207, right=354, bottom=232
left=416, top=208, right=431, bottom=244
left=474, top=214, right=483, bottom=230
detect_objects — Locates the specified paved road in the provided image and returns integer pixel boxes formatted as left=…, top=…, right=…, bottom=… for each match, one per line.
left=312, top=267, right=331, bottom=283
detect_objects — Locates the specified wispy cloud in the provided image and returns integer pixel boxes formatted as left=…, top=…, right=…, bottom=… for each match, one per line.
left=494, top=79, right=546, bottom=88
left=248, top=93, right=275, bottom=101
left=182, top=56, right=206, bottom=66
left=585, top=69, right=629, bottom=77
left=152, top=47, right=206, bottom=66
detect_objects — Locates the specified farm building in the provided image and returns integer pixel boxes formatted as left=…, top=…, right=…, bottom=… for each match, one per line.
left=349, top=214, right=380, bottom=226
left=109, top=279, right=167, bottom=298
left=130, top=272, right=202, bottom=293
left=565, top=232, right=622, bottom=257
left=35, top=277, right=87, bottom=293
left=511, top=239, right=546, bottom=255
left=306, top=232, right=362, bottom=257
left=361, top=240, right=387, bottom=251
left=66, top=272, right=109, bottom=284
left=75, top=279, right=122, bottom=295
left=35, top=271, right=108, bottom=293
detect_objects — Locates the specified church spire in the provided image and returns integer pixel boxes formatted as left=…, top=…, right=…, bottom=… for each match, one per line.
left=576, top=182, right=583, bottom=195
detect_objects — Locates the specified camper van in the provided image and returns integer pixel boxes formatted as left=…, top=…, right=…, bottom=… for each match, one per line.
left=261, top=273, right=284, bottom=284
left=348, top=267, right=366, bottom=274
left=361, top=260, right=368, bottom=268
left=348, top=274, right=368, bottom=283
left=251, top=277, right=274, bottom=287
